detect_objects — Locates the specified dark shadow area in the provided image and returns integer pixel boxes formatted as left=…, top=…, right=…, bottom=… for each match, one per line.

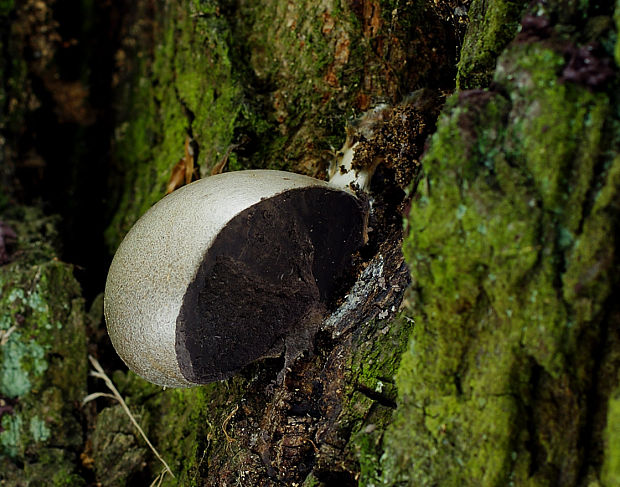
left=11, top=0, right=123, bottom=302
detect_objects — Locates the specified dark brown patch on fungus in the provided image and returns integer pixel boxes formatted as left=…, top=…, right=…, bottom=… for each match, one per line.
left=175, top=186, right=368, bottom=383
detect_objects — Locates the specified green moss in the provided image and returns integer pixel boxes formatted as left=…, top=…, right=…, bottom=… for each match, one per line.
left=174, top=9, right=241, bottom=176
left=302, top=473, right=321, bottom=487
left=616, top=0, right=620, bottom=65
left=0, top=0, right=13, bottom=16
left=25, top=448, right=87, bottom=487
left=155, top=387, right=216, bottom=486
left=0, top=206, right=59, bottom=264
left=107, top=0, right=451, bottom=250
left=0, top=206, right=88, bottom=479
left=0, top=415, right=22, bottom=458
left=211, top=0, right=364, bottom=172
left=90, top=367, right=248, bottom=486
left=563, top=155, right=620, bottom=327
left=457, top=0, right=528, bottom=89
left=50, top=471, right=86, bottom=487
left=602, top=380, right=620, bottom=486
left=382, top=37, right=618, bottom=486
left=105, top=1, right=244, bottom=251
left=91, top=404, right=149, bottom=486
left=155, top=378, right=261, bottom=486
left=344, top=314, right=414, bottom=485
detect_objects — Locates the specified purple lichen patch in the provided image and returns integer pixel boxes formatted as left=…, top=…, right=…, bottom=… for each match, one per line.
left=515, top=13, right=552, bottom=43
left=561, top=43, right=614, bottom=90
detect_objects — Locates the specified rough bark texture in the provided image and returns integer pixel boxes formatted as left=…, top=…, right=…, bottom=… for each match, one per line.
left=0, top=0, right=619, bottom=486
left=389, top=20, right=620, bottom=487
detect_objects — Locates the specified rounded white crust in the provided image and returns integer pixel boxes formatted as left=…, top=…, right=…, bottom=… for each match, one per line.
left=104, top=170, right=331, bottom=387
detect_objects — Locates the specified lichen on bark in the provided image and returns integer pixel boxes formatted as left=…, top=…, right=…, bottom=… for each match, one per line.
left=0, top=206, right=88, bottom=486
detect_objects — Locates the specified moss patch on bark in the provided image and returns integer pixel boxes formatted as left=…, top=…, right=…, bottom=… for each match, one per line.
left=456, top=0, right=528, bottom=89
left=602, top=379, right=620, bottom=485
left=0, top=206, right=88, bottom=485
left=381, top=22, right=620, bottom=487
left=105, top=0, right=242, bottom=251
left=104, top=0, right=463, bottom=251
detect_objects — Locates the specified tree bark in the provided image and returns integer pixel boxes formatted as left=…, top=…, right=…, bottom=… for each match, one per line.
left=0, top=0, right=618, bottom=486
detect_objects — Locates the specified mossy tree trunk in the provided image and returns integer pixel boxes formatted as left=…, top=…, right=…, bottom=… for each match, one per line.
left=1, top=0, right=619, bottom=486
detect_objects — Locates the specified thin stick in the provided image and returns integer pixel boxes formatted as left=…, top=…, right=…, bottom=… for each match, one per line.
left=222, top=404, right=239, bottom=443
left=85, top=355, right=175, bottom=479
left=0, top=325, right=16, bottom=346
left=149, top=468, right=167, bottom=487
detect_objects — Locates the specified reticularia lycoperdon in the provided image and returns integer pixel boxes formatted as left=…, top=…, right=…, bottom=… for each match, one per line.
left=104, top=169, right=369, bottom=387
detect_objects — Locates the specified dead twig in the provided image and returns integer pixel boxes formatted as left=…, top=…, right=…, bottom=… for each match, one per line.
left=222, top=404, right=239, bottom=443
left=0, top=325, right=16, bottom=346
left=149, top=468, right=167, bottom=487
left=83, top=355, right=175, bottom=479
